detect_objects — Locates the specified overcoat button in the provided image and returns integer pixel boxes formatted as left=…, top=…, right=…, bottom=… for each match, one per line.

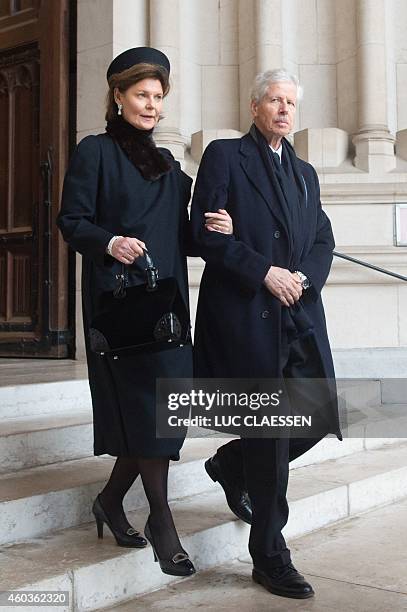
left=274, top=230, right=280, bottom=239
left=261, top=310, right=270, bottom=319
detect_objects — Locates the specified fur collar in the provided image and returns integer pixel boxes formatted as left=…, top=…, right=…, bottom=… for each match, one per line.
left=106, top=117, right=172, bottom=181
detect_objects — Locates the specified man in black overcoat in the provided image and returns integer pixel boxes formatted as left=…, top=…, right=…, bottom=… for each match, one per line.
left=191, top=68, right=342, bottom=599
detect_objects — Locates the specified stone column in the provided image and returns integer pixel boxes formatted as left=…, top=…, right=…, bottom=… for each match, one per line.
left=238, top=0, right=284, bottom=130
left=75, top=0, right=149, bottom=359
left=149, top=0, right=186, bottom=161
left=352, top=0, right=395, bottom=172
left=254, top=0, right=283, bottom=73
left=239, top=0, right=299, bottom=133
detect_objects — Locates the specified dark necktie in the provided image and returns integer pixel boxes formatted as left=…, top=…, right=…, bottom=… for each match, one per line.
left=270, top=150, right=290, bottom=197
left=271, top=150, right=281, bottom=168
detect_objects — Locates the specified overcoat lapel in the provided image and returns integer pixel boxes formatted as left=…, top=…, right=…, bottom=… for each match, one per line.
left=239, top=134, right=291, bottom=242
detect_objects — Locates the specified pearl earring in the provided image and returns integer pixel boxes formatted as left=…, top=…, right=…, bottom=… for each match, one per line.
left=117, top=103, right=123, bottom=116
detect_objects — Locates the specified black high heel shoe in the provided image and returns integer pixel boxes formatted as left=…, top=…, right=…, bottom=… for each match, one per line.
left=144, top=517, right=196, bottom=576
left=92, top=495, right=147, bottom=548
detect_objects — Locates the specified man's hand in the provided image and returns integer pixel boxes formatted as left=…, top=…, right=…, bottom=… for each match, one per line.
left=204, top=209, right=233, bottom=234
left=111, top=237, right=146, bottom=264
left=264, top=266, right=303, bottom=306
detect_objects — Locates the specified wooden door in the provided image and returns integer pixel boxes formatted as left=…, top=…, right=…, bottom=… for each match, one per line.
left=0, top=0, right=73, bottom=357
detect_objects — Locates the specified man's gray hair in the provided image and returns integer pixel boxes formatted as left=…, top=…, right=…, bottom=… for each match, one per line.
left=250, top=69, right=303, bottom=104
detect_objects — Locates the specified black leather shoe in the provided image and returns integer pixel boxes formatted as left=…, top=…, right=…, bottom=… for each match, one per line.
left=205, top=454, right=252, bottom=524
left=252, top=564, right=315, bottom=599
left=144, top=517, right=196, bottom=577
left=92, top=495, right=147, bottom=548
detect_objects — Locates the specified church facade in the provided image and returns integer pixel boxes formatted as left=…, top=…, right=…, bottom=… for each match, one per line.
left=1, top=0, right=406, bottom=369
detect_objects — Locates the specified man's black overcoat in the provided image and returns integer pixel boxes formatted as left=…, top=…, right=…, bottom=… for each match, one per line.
left=57, top=134, right=193, bottom=458
left=191, top=134, right=341, bottom=438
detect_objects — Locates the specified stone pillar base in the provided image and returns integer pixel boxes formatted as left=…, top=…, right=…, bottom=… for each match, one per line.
left=396, top=129, right=407, bottom=161
left=352, top=130, right=396, bottom=173
left=153, top=129, right=187, bottom=163
left=191, top=129, right=243, bottom=163
left=294, top=128, right=349, bottom=168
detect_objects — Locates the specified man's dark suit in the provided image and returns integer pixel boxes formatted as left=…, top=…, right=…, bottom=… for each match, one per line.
left=190, top=131, right=341, bottom=569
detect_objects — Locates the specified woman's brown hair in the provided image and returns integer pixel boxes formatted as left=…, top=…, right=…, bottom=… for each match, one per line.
left=105, top=63, right=170, bottom=122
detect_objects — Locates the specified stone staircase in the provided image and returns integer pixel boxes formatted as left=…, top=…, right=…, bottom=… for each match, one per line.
left=0, top=372, right=406, bottom=611
left=90, top=498, right=407, bottom=611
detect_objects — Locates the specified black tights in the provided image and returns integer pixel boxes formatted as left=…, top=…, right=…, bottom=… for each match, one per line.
left=99, top=456, right=182, bottom=559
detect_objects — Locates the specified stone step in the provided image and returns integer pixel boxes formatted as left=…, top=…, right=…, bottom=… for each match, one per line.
left=292, top=402, right=407, bottom=469
left=0, top=442, right=406, bottom=611
left=0, top=355, right=404, bottom=424
left=332, top=346, right=407, bottom=379
left=0, top=390, right=404, bottom=475
left=0, top=377, right=382, bottom=421
left=0, top=411, right=94, bottom=474
left=0, top=420, right=405, bottom=546
left=0, top=379, right=92, bottom=420
left=0, top=437, right=220, bottom=546
left=97, top=498, right=407, bottom=612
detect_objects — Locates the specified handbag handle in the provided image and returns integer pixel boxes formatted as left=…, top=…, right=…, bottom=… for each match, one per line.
left=113, top=249, right=158, bottom=299
left=144, top=250, right=159, bottom=291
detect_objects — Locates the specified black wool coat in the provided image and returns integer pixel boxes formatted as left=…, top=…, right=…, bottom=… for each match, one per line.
left=191, top=133, right=341, bottom=439
left=57, top=133, right=193, bottom=458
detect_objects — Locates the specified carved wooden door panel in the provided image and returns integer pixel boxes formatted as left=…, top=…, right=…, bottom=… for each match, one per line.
left=0, top=0, right=72, bottom=357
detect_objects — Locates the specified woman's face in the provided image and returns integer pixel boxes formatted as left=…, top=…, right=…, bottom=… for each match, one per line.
left=115, top=78, right=164, bottom=130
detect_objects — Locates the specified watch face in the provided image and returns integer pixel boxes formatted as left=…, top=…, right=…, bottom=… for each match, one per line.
left=296, top=271, right=310, bottom=290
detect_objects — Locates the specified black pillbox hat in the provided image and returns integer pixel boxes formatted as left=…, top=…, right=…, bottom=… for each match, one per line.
left=107, top=47, right=170, bottom=81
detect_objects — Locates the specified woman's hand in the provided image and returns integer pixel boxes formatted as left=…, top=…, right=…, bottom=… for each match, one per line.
left=204, top=209, right=233, bottom=234
left=111, top=237, right=146, bottom=264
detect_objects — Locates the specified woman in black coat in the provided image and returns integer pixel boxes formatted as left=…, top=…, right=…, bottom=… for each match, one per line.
left=57, top=47, right=232, bottom=577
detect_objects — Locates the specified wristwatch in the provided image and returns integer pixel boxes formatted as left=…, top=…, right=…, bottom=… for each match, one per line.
left=295, top=270, right=311, bottom=290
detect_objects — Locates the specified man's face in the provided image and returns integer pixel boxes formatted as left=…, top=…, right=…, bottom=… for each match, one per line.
left=251, top=81, right=297, bottom=143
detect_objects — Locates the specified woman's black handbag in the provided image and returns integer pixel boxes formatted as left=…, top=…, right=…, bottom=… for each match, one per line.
left=89, top=251, right=191, bottom=356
